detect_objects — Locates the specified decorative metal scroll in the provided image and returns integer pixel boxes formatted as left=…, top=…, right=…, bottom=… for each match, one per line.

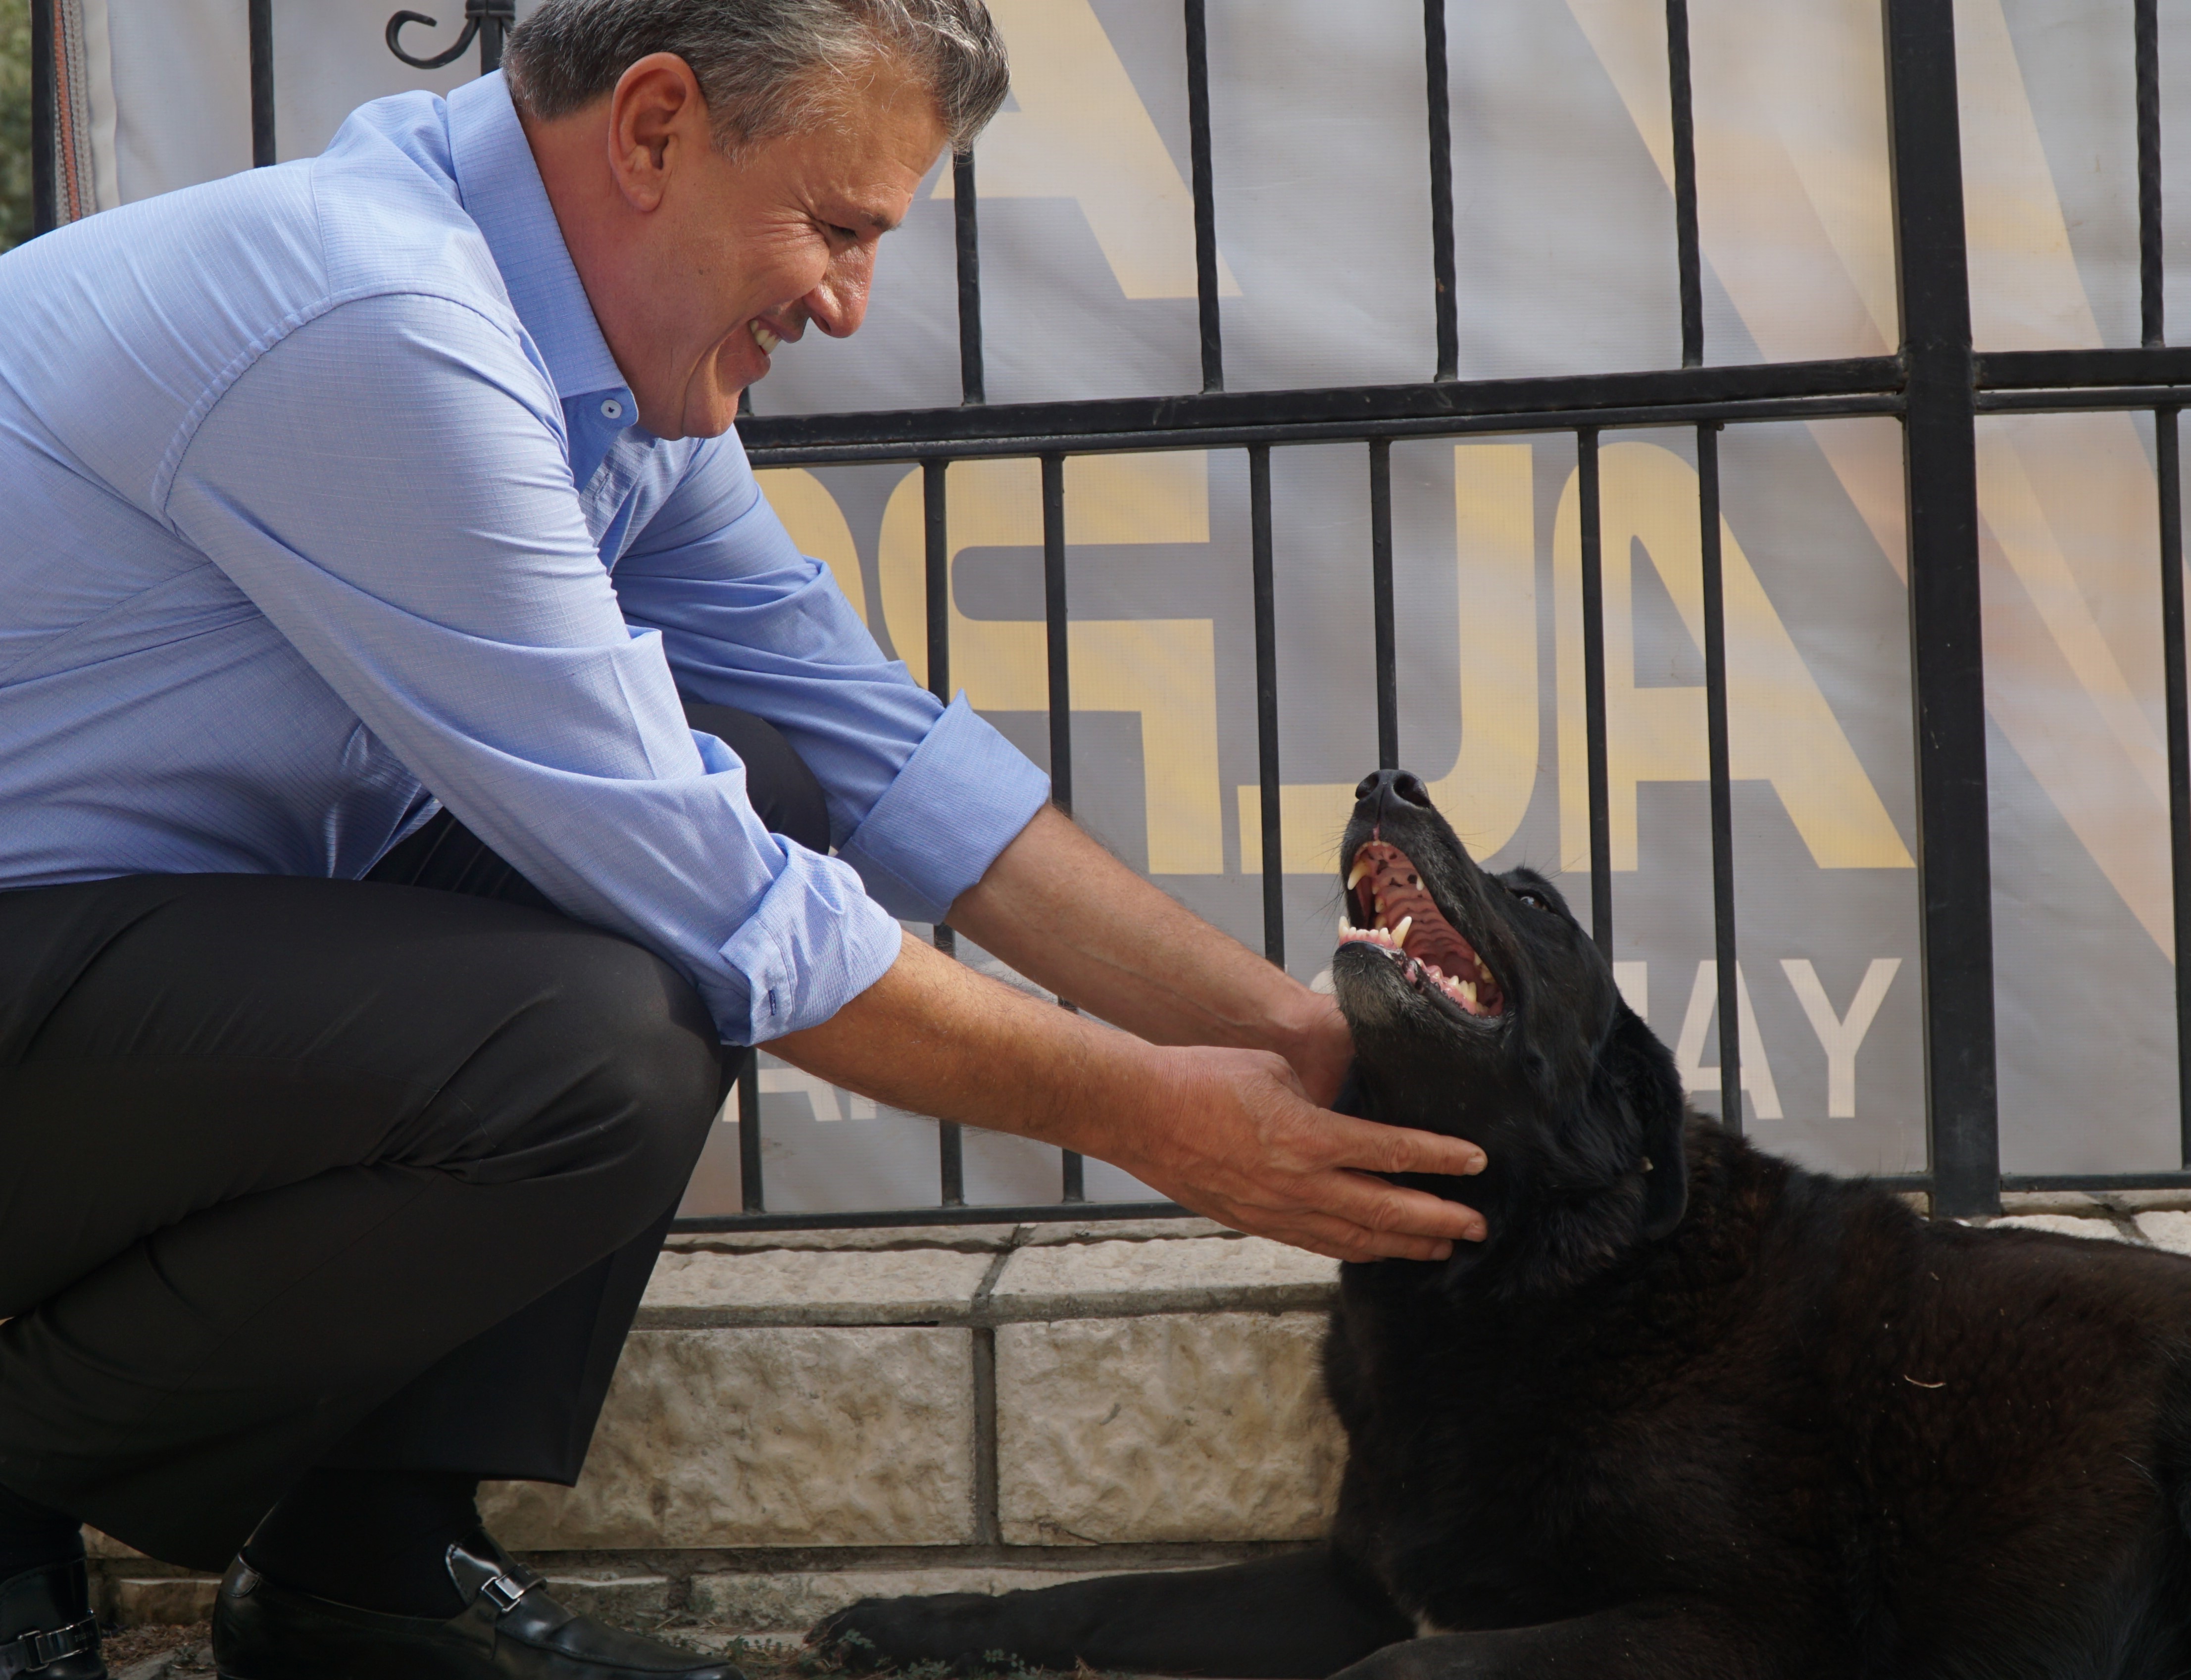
left=386, top=0, right=515, bottom=75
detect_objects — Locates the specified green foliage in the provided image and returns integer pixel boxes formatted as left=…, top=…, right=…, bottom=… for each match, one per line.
left=0, top=1, right=30, bottom=254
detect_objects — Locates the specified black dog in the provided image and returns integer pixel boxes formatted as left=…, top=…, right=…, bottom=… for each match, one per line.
left=817, top=770, right=2191, bottom=1678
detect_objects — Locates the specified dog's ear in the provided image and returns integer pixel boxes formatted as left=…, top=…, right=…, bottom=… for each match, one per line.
left=1606, top=1003, right=1688, bottom=1239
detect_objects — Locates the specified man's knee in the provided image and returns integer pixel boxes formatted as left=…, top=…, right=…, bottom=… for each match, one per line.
left=451, top=928, right=726, bottom=1212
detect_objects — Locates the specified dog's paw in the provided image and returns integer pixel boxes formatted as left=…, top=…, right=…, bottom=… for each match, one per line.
left=808, top=1593, right=1021, bottom=1675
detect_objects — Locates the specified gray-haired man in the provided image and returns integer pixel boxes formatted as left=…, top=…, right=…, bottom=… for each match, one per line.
left=0, top=3, right=1486, bottom=1675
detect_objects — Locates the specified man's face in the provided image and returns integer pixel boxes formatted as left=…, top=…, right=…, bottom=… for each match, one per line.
left=547, top=55, right=949, bottom=441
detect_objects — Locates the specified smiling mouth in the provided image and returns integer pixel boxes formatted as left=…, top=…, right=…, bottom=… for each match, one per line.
left=1338, top=840, right=1506, bottom=1022
left=749, top=321, right=782, bottom=356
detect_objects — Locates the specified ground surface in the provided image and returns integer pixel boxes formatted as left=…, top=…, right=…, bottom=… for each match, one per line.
left=100, top=1619, right=1095, bottom=1679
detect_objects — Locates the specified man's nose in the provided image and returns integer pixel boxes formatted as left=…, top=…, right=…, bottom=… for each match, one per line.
left=1354, top=769, right=1433, bottom=822
left=803, top=258, right=872, bottom=339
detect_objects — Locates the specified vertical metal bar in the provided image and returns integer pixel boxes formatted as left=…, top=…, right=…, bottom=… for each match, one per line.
left=924, top=460, right=952, bottom=701
left=478, top=1, right=511, bottom=73
left=922, top=455, right=966, bottom=1203
left=249, top=0, right=276, bottom=168
left=953, top=151, right=986, bottom=405
left=1424, top=0, right=1459, bottom=381
left=1665, top=0, right=1704, bottom=367
left=1698, top=425, right=1742, bottom=1133
left=1043, top=455, right=1073, bottom=814
left=31, top=0, right=57, bottom=237
left=1885, top=0, right=1999, bottom=1217
left=1370, top=441, right=1400, bottom=769
left=1039, top=453, right=1089, bottom=1200
left=1578, top=430, right=1614, bottom=957
left=2158, top=409, right=2191, bottom=1166
left=1185, top=0, right=1225, bottom=392
left=1250, top=445, right=1285, bottom=965
left=2139, top=0, right=2164, bottom=349
left=938, top=1112, right=966, bottom=1206
left=737, top=1054, right=764, bottom=1213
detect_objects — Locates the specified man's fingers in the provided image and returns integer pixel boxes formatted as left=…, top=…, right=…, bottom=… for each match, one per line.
left=1255, top=1210, right=1467, bottom=1265
left=1311, top=1169, right=1488, bottom=1244
left=1321, top=1111, right=1487, bottom=1179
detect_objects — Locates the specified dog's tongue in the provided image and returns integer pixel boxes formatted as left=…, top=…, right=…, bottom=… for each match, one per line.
left=1341, top=841, right=1505, bottom=1017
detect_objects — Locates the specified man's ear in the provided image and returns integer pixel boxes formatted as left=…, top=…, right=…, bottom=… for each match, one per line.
left=1606, top=1004, right=1689, bottom=1239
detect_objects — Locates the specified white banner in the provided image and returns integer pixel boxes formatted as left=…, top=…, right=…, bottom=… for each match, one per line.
left=63, top=0, right=2190, bottom=1214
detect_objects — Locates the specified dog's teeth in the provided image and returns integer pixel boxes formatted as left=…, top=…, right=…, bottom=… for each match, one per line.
left=1393, top=916, right=1412, bottom=948
left=1346, top=856, right=1372, bottom=890
left=1459, top=980, right=1477, bottom=1006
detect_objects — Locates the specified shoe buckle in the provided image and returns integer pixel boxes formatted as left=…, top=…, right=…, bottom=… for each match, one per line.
left=479, top=1573, right=531, bottom=1615
left=6, top=1616, right=96, bottom=1673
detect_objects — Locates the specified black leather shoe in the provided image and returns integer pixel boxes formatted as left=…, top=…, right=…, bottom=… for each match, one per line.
left=0, top=1558, right=104, bottom=1679
left=210, top=1529, right=740, bottom=1680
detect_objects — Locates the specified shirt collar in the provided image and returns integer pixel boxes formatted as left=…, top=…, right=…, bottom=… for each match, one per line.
left=447, top=71, right=628, bottom=404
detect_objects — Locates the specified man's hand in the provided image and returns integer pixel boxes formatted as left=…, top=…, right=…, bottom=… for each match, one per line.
left=770, top=933, right=1488, bottom=1263
left=1115, top=1045, right=1487, bottom=1262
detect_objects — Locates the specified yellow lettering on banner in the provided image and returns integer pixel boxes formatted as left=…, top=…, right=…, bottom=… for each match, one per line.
left=1240, top=445, right=1541, bottom=877
left=755, top=468, right=867, bottom=626
left=1552, top=442, right=1911, bottom=872
left=939, top=0, right=1238, bottom=300
left=1429, top=445, right=1539, bottom=852
left=877, top=455, right=1223, bottom=874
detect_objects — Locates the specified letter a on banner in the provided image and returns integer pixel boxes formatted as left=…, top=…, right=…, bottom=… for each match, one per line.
left=944, top=0, right=1239, bottom=299
left=1551, top=442, right=1911, bottom=873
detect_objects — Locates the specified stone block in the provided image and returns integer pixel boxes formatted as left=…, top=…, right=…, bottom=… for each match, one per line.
left=106, top=1577, right=218, bottom=1626
left=996, top=1312, right=1345, bottom=1546
left=83, top=1528, right=145, bottom=1560
left=664, top=1226, right=1024, bottom=1254
left=687, top=1567, right=1117, bottom=1632
left=541, top=1573, right=673, bottom=1624
left=1021, top=1218, right=1232, bottom=1246
left=990, top=1238, right=1338, bottom=1320
left=1983, top=1214, right=2131, bottom=1242
left=639, top=1247, right=994, bottom=1326
left=482, top=1326, right=975, bottom=1549
left=2135, top=1210, right=2191, bottom=1252
left=1995, top=1191, right=2110, bottom=1216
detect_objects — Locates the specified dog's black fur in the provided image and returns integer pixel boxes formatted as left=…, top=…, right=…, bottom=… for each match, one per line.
left=816, top=772, right=2191, bottom=1678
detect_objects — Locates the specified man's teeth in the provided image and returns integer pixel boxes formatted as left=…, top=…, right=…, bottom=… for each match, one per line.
left=750, top=322, right=781, bottom=354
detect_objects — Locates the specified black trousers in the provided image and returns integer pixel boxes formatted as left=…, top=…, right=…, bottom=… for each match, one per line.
left=0, top=704, right=828, bottom=1573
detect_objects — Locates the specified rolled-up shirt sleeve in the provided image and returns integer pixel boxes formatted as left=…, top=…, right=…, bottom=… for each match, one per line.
left=161, top=292, right=907, bottom=1044
left=612, top=433, right=1051, bottom=923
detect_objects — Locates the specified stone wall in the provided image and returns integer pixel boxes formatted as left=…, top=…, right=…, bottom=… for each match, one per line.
left=93, top=1194, right=2191, bottom=1638
left=92, top=1218, right=1349, bottom=1635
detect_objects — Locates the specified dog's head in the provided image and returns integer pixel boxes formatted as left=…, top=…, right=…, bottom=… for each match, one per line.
left=1332, top=770, right=1689, bottom=1289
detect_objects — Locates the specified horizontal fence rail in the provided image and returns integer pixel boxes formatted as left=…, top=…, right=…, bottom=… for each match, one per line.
left=23, top=0, right=2191, bottom=1231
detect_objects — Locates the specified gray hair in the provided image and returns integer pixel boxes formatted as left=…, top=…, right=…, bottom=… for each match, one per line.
left=503, top=0, right=1009, bottom=155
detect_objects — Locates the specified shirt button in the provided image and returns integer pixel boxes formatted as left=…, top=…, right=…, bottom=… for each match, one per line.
left=600, top=398, right=624, bottom=420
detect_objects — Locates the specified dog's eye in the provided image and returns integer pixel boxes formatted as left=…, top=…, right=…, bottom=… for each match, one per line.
left=1511, top=888, right=1550, bottom=912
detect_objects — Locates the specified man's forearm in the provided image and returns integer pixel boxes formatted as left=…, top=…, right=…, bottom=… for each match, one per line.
left=765, top=929, right=1487, bottom=1263
left=942, top=805, right=1347, bottom=1100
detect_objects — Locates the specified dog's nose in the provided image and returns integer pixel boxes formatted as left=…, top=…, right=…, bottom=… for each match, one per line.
left=1355, top=769, right=1433, bottom=810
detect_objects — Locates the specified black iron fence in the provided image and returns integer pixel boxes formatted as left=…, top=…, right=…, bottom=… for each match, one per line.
left=30, top=0, right=2191, bottom=1227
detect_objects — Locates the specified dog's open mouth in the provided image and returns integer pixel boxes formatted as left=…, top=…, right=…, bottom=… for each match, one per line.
left=1339, top=840, right=1506, bottom=1022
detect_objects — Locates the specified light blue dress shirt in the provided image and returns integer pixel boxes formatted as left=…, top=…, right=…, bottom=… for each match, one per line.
left=0, top=71, right=1049, bottom=1045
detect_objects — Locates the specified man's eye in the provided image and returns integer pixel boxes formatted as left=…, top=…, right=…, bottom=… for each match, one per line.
left=825, top=223, right=859, bottom=242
